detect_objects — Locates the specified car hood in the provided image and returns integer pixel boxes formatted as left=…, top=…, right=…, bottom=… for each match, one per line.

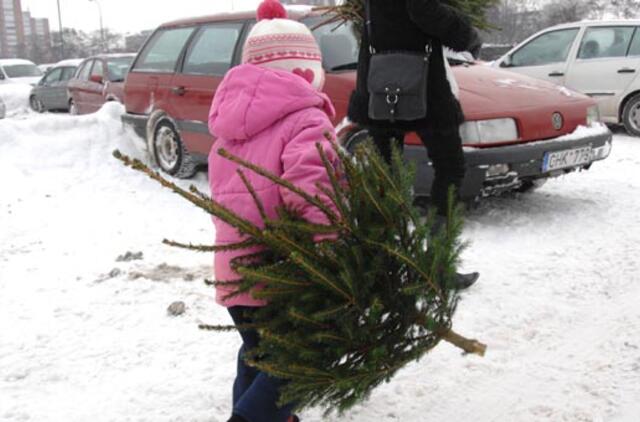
left=454, top=65, right=589, bottom=119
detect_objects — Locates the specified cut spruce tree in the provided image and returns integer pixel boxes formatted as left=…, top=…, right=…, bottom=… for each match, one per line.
left=113, top=137, right=485, bottom=415
left=315, top=0, right=499, bottom=32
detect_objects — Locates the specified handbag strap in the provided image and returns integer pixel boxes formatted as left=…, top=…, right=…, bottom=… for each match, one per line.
left=365, top=0, right=432, bottom=56
left=365, top=0, right=377, bottom=54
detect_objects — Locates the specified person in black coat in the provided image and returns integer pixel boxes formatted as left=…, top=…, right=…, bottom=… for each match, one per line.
left=348, top=0, right=481, bottom=288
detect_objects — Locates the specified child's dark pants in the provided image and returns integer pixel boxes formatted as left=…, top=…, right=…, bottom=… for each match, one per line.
left=228, top=306, right=294, bottom=422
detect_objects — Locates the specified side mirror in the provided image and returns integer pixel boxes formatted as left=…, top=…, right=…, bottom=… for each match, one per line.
left=90, top=74, right=103, bottom=84
left=500, top=55, right=513, bottom=68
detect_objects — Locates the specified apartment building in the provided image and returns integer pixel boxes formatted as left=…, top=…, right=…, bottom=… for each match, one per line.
left=1, top=0, right=50, bottom=60
left=0, top=0, right=25, bottom=58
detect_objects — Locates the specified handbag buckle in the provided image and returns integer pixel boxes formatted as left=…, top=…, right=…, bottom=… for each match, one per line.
left=385, top=87, right=400, bottom=105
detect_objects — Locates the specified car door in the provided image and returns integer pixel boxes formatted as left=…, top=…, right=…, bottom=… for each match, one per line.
left=55, top=66, right=77, bottom=109
left=498, top=27, right=582, bottom=85
left=86, top=59, right=107, bottom=113
left=565, top=25, right=640, bottom=122
left=37, top=67, right=63, bottom=109
left=70, top=60, right=94, bottom=113
left=126, top=26, right=197, bottom=116
left=169, top=21, right=246, bottom=156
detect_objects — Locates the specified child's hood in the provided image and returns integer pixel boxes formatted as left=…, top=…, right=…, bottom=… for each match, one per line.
left=209, top=64, right=335, bottom=142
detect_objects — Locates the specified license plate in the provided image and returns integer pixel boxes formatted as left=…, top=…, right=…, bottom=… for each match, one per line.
left=543, top=146, right=593, bottom=172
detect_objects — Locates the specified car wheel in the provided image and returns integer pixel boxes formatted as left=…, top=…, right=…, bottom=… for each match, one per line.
left=622, top=93, right=640, bottom=137
left=344, top=129, right=372, bottom=154
left=152, top=119, right=198, bottom=178
left=30, top=96, right=44, bottom=113
left=69, top=99, right=78, bottom=115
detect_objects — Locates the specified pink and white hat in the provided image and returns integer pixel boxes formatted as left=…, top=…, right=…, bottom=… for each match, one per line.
left=242, top=0, right=325, bottom=91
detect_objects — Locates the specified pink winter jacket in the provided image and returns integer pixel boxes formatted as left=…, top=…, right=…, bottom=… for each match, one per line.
left=208, top=64, right=340, bottom=308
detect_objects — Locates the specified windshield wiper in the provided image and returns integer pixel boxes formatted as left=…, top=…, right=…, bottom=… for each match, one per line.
left=330, top=62, right=358, bottom=71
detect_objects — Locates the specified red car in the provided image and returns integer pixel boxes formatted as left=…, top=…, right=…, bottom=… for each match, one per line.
left=122, top=7, right=612, bottom=199
left=67, top=54, right=136, bottom=115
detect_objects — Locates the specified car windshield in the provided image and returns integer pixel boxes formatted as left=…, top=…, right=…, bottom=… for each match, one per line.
left=304, top=17, right=475, bottom=70
left=304, top=17, right=360, bottom=71
left=107, top=57, right=134, bottom=82
left=4, top=64, right=43, bottom=78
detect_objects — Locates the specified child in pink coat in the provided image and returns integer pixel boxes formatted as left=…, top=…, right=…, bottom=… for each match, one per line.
left=207, top=1, right=339, bottom=421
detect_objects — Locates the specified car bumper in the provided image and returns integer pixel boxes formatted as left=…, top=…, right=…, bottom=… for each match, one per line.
left=122, top=112, right=148, bottom=139
left=406, top=125, right=613, bottom=199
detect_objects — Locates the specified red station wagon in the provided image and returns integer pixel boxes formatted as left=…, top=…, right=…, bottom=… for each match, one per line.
left=122, top=7, right=613, bottom=199
left=68, top=54, right=136, bottom=115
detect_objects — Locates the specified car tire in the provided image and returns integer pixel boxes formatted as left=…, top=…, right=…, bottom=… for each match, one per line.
left=69, top=99, right=78, bottom=115
left=344, top=129, right=372, bottom=154
left=30, top=96, right=44, bottom=113
left=622, top=93, right=640, bottom=137
left=152, top=119, right=198, bottom=179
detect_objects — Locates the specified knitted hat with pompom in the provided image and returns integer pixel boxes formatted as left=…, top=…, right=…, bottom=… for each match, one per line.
left=242, top=0, right=325, bottom=91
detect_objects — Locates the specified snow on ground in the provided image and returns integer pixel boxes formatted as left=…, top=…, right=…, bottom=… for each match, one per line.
left=0, top=84, right=35, bottom=119
left=1, top=108, right=639, bottom=422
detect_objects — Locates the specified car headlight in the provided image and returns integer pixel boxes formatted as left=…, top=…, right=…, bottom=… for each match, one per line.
left=459, top=118, right=519, bottom=144
left=586, top=105, right=601, bottom=126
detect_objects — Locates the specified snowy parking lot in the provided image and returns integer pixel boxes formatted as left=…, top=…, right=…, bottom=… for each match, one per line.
left=1, top=92, right=639, bottom=421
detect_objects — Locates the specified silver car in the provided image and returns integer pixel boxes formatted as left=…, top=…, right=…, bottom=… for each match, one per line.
left=29, top=59, right=83, bottom=112
left=494, top=20, right=640, bottom=136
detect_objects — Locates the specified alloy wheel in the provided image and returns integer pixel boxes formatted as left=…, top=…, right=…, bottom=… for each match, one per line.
left=154, top=125, right=180, bottom=172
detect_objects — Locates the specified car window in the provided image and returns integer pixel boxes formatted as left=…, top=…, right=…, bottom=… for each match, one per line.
left=183, top=23, right=243, bottom=75
left=43, top=67, right=63, bottom=84
left=304, top=17, right=359, bottom=71
left=107, top=56, right=134, bottom=81
left=60, top=66, right=77, bottom=81
left=91, top=60, right=105, bottom=79
left=78, top=60, right=93, bottom=80
left=133, top=27, right=195, bottom=72
left=511, top=28, right=579, bottom=67
left=577, top=26, right=635, bottom=60
left=3, top=64, right=43, bottom=78
left=628, top=28, right=640, bottom=56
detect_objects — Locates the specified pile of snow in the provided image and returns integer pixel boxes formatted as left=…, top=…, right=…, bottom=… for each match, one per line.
left=0, top=83, right=34, bottom=118
left=1, top=105, right=639, bottom=421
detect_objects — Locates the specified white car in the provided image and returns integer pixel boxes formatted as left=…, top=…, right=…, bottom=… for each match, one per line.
left=0, top=59, right=44, bottom=86
left=494, top=20, right=640, bottom=136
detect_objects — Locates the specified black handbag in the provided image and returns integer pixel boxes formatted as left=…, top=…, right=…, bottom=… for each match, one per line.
left=365, top=0, right=432, bottom=122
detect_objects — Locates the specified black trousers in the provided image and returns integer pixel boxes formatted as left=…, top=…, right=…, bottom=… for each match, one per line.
left=368, top=125, right=466, bottom=217
left=227, top=306, right=294, bottom=422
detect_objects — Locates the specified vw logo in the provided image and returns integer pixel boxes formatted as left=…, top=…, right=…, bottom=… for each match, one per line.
left=552, top=112, right=564, bottom=130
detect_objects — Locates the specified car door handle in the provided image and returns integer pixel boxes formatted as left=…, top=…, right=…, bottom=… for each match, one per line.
left=171, top=86, right=186, bottom=96
left=618, top=68, right=636, bottom=74
left=548, top=71, right=564, bottom=77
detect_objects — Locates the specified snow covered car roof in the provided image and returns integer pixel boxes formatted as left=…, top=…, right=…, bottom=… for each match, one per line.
left=54, top=59, right=84, bottom=67
left=548, top=19, right=640, bottom=30
left=0, top=59, right=38, bottom=67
